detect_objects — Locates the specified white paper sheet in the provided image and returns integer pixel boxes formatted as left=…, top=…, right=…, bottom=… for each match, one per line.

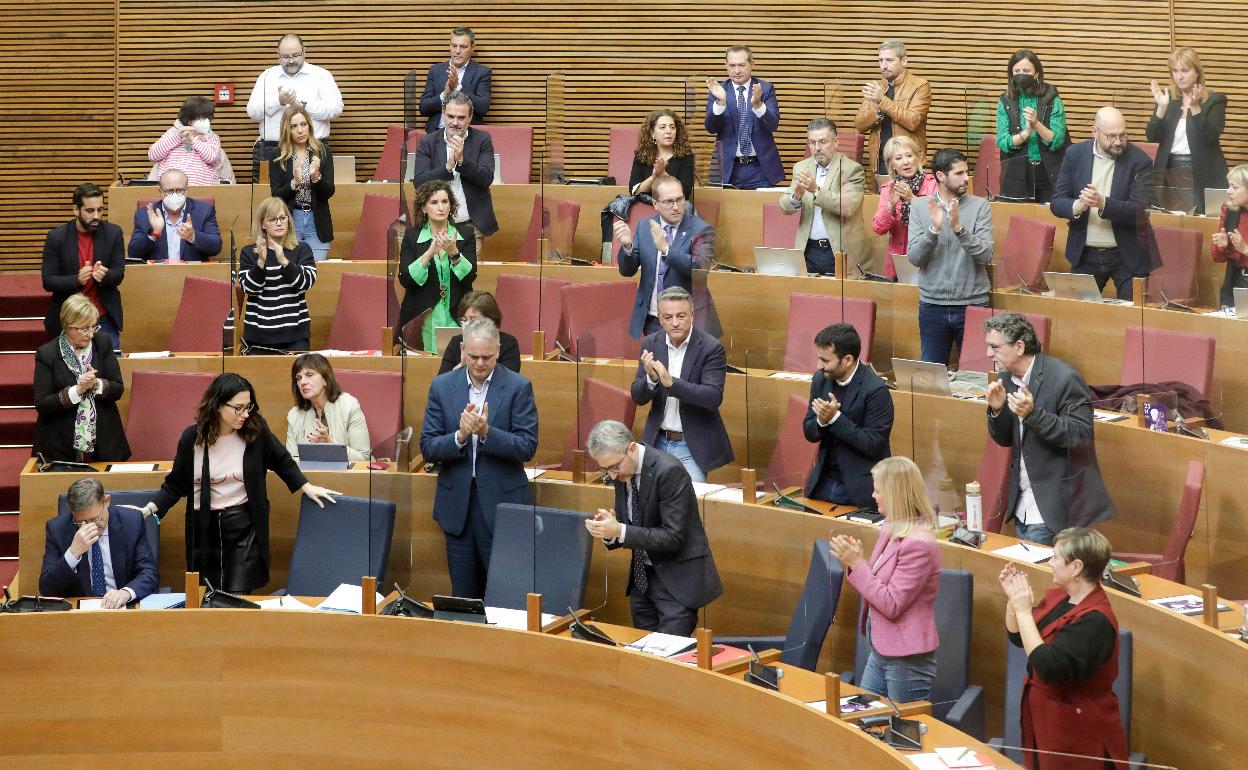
left=107, top=464, right=159, bottom=473
left=524, top=468, right=546, bottom=480
left=484, top=606, right=557, bottom=630
left=624, top=631, right=697, bottom=657
left=125, top=351, right=171, bottom=359
left=990, top=543, right=1055, bottom=564
left=257, top=596, right=315, bottom=611
left=315, top=583, right=385, bottom=614
left=768, top=371, right=813, bottom=382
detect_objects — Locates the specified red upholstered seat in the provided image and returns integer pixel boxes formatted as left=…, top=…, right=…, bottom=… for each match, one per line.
left=326, top=272, right=395, bottom=352
left=558, top=281, right=640, bottom=360
left=167, top=276, right=231, bottom=353
left=1120, top=326, right=1215, bottom=397
left=476, top=125, right=533, bottom=184
left=1148, top=225, right=1202, bottom=303
left=517, top=196, right=582, bottom=263
left=1135, top=142, right=1159, bottom=162
left=372, top=125, right=425, bottom=182
left=975, top=436, right=1013, bottom=534
left=608, top=126, right=640, bottom=186
left=125, top=370, right=216, bottom=461
left=762, top=202, right=799, bottom=249
left=334, top=369, right=403, bottom=459
left=1114, top=460, right=1204, bottom=584
left=761, top=394, right=819, bottom=491
left=694, top=198, right=720, bottom=229
left=495, top=273, right=568, bottom=356
left=997, top=215, right=1055, bottom=292
left=560, top=377, right=636, bottom=470
left=781, top=294, right=876, bottom=372
left=957, top=306, right=1053, bottom=373
left=348, top=193, right=403, bottom=261
left=974, top=134, right=1001, bottom=199
left=836, top=131, right=866, bottom=166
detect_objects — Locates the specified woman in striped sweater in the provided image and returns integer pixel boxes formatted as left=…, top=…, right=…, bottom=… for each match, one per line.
left=238, top=197, right=317, bottom=354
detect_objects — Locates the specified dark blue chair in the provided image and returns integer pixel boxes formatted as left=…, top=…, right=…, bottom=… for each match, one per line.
left=58, top=488, right=161, bottom=570
left=716, top=539, right=843, bottom=670
left=842, top=568, right=985, bottom=739
left=284, top=494, right=396, bottom=597
left=483, top=503, right=593, bottom=612
left=989, top=628, right=1145, bottom=768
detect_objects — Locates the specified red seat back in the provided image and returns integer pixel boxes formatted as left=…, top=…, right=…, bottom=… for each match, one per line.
left=517, top=196, right=582, bottom=263
left=1120, top=326, right=1215, bottom=397
left=974, top=134, right=1001, bottom=199
left=125, top=370, right=215, bottom=460
left=1157, top=460, right=1205, bottom=583
left=495, top=273, right=568, bottom=356
left=348, top=193, right=402, bottom=261
left=1148, top=225, right=1202, bottom=303
left=998, top=215, right=1055, bottom=292
left=837, top=132, right=866, bottom=165
left=957, top=307, right=1053, bottom=373
left=762, top=202, right=799, bottom=249
left=694, top=198, right=720, bottom=229
left=327, top=272, right=395, bottom=351
left=782, top=294, right=876, bottom=372
left=1134, top=142, right=1159, bottom=162
left=562, top=377, right=637, bottom=469
left=762, top=394, right=820, bottom=489
left=975, top=436, right=1013, bottom=534
left=476, top=125, right=533, bottom=184
left=372, top=125, right=425, bottom=182
left=559, top=281, right=640, bottom=360
left=334, top=369, right=403, bottom=459
left=168, top=276, right=231, bottom=353
left=608, top=126, right=641, bottom=185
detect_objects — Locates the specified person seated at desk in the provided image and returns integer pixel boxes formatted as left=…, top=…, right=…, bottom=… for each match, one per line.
left=629, top=109, right=695, bottom=201
left=438, top=290, right=520, bottom=376
left=1210, top=163, right=1248, bottom=310
left=584, top=419, right=723, bottom=637
left=39, top=478, right=157, bottom=606
left=285, top=353, right=371, bottom=462
left=872, top=135, right=937, bottom=280
left=830, top=456, right=941, bottom=702
left=33, top=293, right=130, bottom=464
left=127, top=169, right=222, bottom=263
left=269, top=105, right=335, bottom=262
left=148, top=95, right=224, bottom=187
left=141, top=373, right=340, bottom=593
left=399, top=180, right=478, bottom=354
left=238, top=196, right=317, bottom=355
left=999, top=527, right=1128, bottom=770
left=778, top=118, right=866, bottom=276
left=802, top=323, right=893, bottom=509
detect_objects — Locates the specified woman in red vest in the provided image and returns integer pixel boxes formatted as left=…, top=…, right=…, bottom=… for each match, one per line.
left=999, top=528, right=1128, bottom=770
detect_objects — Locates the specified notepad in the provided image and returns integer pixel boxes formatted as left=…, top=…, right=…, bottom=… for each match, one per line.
left=991, top=543, right=1055, bottom=564
left=624, top=631, right=697, bottom=658
left=1149, top=594, right=1232, bottom=616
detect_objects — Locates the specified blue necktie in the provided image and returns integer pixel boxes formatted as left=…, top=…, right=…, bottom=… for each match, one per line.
left=90, top=540, right=106, bottom=596
left=736, top=84, right=754, bottom=158
left=629, top=476, right=649, bottom=594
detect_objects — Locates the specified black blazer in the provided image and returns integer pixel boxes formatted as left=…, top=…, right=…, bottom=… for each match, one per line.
left=606, top=446, right=723, bottom=610
left=150, top=419, right=307, bottom=585
left=630, top=328, right=733, bottom=473
left=32, top=332, right=130, bottom=462
left=1145, top=91, right=1228, bottom=214
left=802, top=363, right=894, bottom=508
left=41, top=220, right=126, bottom=336
left=39, top=505, right=157, bottom=599
left=628, top=153, right=695, bottom=201
left=396, top=223, right=478, bottom=332
left=1050, top=140, right=1160, bottom=276
left=438, top=330, right=521, bottom=375
left=417, top=60, right=492, bottom=132
left=411, top=128, right=498, bottom=235
left=269, top=143, right=336, bottom=243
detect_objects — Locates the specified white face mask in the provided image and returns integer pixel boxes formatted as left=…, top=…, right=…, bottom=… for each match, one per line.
left=191, top=118, right=212, bottom=134
left=163, top=193, right=186, bottom=212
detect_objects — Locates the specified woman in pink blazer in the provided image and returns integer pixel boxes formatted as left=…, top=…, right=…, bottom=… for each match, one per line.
left=830, top=456, right=942, bottom=702
left=871, top=136, right=938, bottom=280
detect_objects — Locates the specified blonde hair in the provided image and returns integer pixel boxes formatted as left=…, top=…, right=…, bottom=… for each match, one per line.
left=883, top=135, right=924, bottom=175
left=1167, top=47, right=1208, bottom=102
left=252, top=197, right=298, bottom=250
left=59, top=293, right=100, bottom=330
left=276, top=105, right=325, bottom=165
left=871, top=456, right=936, bottom=538
left=1052, top=527, right=1112, bottom=582
left=1227, top=164, right=1248, bottom=209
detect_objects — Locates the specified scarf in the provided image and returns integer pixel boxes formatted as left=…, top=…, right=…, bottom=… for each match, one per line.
left=896, top=172, right=925, bottom=229
left=58, top=333, right=97, bottom=453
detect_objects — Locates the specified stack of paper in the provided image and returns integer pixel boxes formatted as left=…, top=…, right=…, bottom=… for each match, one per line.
left=624, top=631, right=697, bottom=658
left=991, top=543, right=1055, bottom=564
left=315, top=583, right=386, bottom=614
left=139, top=593, right=186, bottom=609
left=768, top=371, right=813, bottom=382
left=484, top=606, right=557, bottom=630
left=257, top=596, right=315, bottom=611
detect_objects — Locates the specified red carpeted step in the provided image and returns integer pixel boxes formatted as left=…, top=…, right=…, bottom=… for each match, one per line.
left=0, top=319, right=48, bottom=352
left=0, top=409, right=36, bottom=445
left=0, top=353, right=34, bottom=403
left=0, top=515, right=16, bottom=559
left=0, top=274, right=50, bottom=319
left=0, top=446, right=31, bottom=519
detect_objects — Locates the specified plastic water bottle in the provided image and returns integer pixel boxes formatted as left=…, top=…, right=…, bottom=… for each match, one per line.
left=965, top=481, right=983, bottom=533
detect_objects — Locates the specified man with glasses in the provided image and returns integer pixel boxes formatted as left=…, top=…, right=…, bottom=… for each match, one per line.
left=41, top=183, right=125, bottom=351
left=1051, top=106, right=1160, bottom=301
left=126, top=169, right=222, bottom=263
left=779, top=118, right=867, bottom=275
left=614, top=175, right=715, bottom=339
left=39, top=478, right=157, bottom=606
left=246, top=33, right=344, bottom=182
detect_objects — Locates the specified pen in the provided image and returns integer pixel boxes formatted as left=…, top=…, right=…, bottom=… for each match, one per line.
left=1019, top=542, right=1030, bottom=552
left=957, top=747, right=971, bottom=761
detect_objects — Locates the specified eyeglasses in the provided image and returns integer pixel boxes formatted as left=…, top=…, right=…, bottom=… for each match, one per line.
left=1096, top=128, right=1129, bottom=142
left=223, top=403, right=255, bottom=416
left=598, top=456, right=628, bottom=474
left=986, top=341, right=1018, bottom=352
left=278, top=53, right=304, bottom=62
left=161, top=187, right=188, bottom=195
left=265, top=215, right=289, bottom=224
left=656, top=197, right=685, bottom=207
left=74, top=512, right=106, bottom=529
left=67, top=324, right=101, bottom=334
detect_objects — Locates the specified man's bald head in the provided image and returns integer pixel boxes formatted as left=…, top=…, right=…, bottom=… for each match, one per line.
left=159, top=169, right=188, bottom=192
left=1092, top=106, right=1128, bottom=158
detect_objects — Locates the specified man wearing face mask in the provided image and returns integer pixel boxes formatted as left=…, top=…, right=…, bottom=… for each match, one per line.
left=411, top=92, right=497, bottom=257
left=246, top=33, right=344, bottom=183
left=127, top=169, right=222, bottom=263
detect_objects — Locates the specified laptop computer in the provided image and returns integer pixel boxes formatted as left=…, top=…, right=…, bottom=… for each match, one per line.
left=891, top=358, right=952, bottom=396
left=1044, top=271, right=1106, bottom=302
left=1235, top=287, right=1248, bottom=319
left=892, top=254, right=919, bottom=284
left=435, top=325, right=460, bottom=354
left=1205, top=188, right=1229, bottom=215
left=298, top=442, right=350, bottom=471
left=753, top=246, right=807, bottom=277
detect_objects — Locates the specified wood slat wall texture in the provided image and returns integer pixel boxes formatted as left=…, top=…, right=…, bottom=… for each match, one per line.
left=3, top=1, right=1242, bottom=271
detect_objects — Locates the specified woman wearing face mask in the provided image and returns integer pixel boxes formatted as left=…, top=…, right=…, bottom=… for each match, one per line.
left=269, top=105, right=335, bottom=261
left=872, top=135, right=938, bottom=279
left=437, top=291, right=521, bottom=375
left=1147, top=47, right=1227, bottom=215
left=238, top=197, right=317, bottom=355
left=397, top=180, right=478, bottom=353
left=629, top=109, right=695, bottom=201
left=148, top=96, right=224, bottom=186
left=285, top=353, right=371, bottom=461
left=995, top=49, right=1068, bottom=204
left=1210, top=164, right=1248, bottom=311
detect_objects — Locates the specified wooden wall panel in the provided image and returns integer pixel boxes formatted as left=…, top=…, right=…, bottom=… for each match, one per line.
left=4, top=1, right=1244, bottom=272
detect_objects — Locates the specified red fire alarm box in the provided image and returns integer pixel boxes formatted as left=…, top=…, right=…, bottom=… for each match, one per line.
left=214, top=83, right=235, bottom=105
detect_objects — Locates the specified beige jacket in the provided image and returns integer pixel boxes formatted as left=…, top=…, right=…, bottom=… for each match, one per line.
left=285, top=392, right=372, bottom=461
left=853, top=71, right=932, bottom=173
left=778, top=154, right=868, bottom=257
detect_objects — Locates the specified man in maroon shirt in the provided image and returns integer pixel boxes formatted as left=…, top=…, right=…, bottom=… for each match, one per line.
left=41, top=183, right=126, bottom=351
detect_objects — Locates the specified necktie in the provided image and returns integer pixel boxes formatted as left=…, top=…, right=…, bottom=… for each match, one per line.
left=736, top=85, right=754, bottom=158
left=90, top=539, right=106, bottom=596
left=663, top=223, right=676, bottom=247
left=629, top=476, right=649, bottom=594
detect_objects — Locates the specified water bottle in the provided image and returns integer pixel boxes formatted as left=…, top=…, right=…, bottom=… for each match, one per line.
left=965, top=481, right=983, bottom=533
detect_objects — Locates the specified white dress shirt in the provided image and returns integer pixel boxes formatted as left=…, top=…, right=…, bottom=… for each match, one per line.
left=246, top=62, right=344, bottom=141
left=63, top=525, right=135, bottom=601
left=454, top=366, right=493, bottom=476
left=792, top=162, right=832, bottom=241
left=647, top=333, right=691, bottom=432
left=711, top=82, right=769, bottom=129
left=1008, top=357, right=1044, bottom=525
left=446, top=128, right=473, bottom=224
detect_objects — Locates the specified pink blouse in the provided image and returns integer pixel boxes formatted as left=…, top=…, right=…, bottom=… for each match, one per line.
left=192, top=431, right=247, bottom=510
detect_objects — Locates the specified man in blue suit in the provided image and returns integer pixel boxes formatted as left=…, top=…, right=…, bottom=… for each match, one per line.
left=614, top=175, right=715, bottom=339
left=420, top=318, right=538, bottom=598
left=417, top=27, right=491, bottom=132
left=704, top=45, right=783, bottom=189
left=39, top=478, right=158, bottom=607
left=126, top=170, right=223, bottom=262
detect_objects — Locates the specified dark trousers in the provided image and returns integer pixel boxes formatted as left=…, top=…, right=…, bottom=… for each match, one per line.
left=443, top=484, right=493, bottom=599
left=251, top=140, right=280, bottom=183
left=642, top=314, right=662, bottom=337
left=808, top=473, right=852, bottom=506
left=918, top=301, right=986, bottom=366
left=728, top=158, right=770, bottom=190
left=804, top=240, right=837, bottom=275
left=1073, top=246, right=1138, bottom=301
left=630, top=564, right=698, bottom=636
left=98, top=313, right=121, bottom=353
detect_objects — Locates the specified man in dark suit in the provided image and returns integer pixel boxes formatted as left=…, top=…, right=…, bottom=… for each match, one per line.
left=585, top=420, right=723, bottom=636
left=419, top=318, right=538, bottom=598
left=417, top=27, right=491, bottom=132
left=39, top=478, right=157, bottom=606
left=703, top=45, right=783, bottom=189
left=1051, top=106, right=1159, bottom=301
left=613, top=175, right=714, bottom=339
left=802, top=323, right=894, bottom=508
left=126, top=169, right=222, bottom=263
left=41, top=182, right=125, bottom=350
left=984, top=312, right=1116, bottom=545
left=412, top=91, right=497, bottom=257
left=630, top=286, right=732, bottom=483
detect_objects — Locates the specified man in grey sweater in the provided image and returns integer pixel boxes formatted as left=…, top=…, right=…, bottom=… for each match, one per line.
left=906, top=148, right=994, bottom=365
